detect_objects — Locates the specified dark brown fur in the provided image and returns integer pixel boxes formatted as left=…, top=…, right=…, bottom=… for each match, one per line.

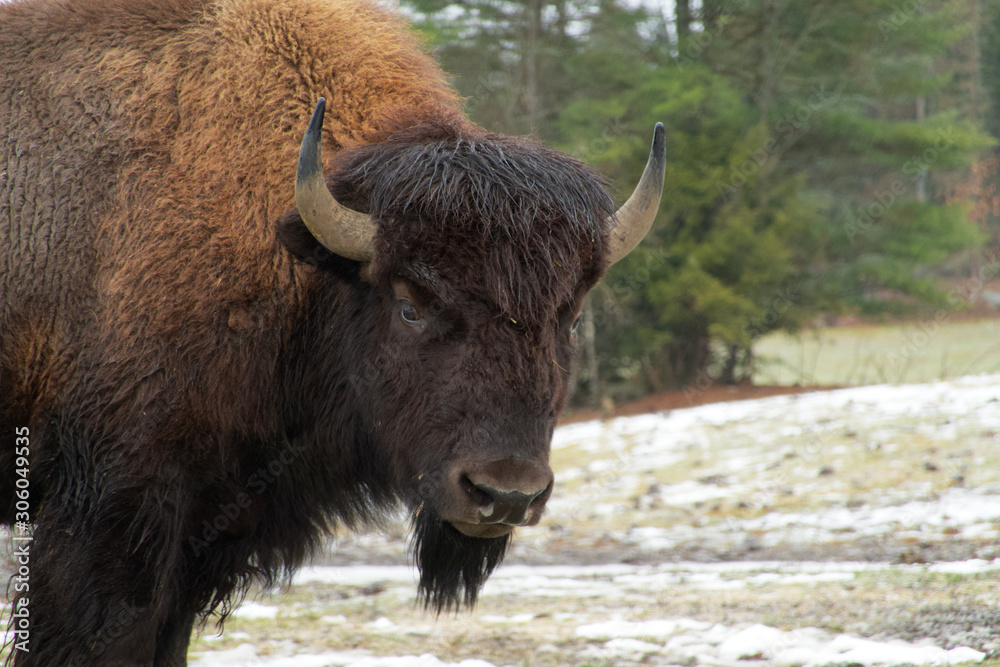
left=0, top=0, right=614, bottom=663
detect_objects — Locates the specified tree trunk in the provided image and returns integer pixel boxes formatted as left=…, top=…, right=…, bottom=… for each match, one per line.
left=916, top=93, right=927, bottom=202
left=676, top=0, right=691, bottom=42
left=582, top=296, right=601, bottom=408
left=523, top=0, right=543, bottom=131
left=719, top=344, right=740, bottom=385
left=702, top=0, right=723, bottom=33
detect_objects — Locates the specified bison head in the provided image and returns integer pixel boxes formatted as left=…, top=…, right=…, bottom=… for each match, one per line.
left=282, top=100, right=663, bottom=610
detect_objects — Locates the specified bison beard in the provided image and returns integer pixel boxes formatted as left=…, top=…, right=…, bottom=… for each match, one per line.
left=411, top=511, right=510, bottom=612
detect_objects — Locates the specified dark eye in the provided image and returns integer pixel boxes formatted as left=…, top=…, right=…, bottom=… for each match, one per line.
left=400, top=302, right=421, bottom=326
left=571, top=316, right=582, bottom=335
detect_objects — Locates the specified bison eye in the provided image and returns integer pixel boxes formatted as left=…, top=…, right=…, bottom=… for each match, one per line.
left=571, top=316, right=582, bottom=335
left=400, top=302, right=422, bottom=327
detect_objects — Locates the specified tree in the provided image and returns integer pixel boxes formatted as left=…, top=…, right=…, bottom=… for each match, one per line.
left=558, top=61, right=822, bottom=391
left=402, top=0, right=995, bottom=400
left=702, top=0, right=993, bottom=317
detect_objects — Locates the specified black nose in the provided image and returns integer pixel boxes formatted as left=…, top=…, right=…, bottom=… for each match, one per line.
left=460, top=459, right=553, bottom=526
left=465, top=480, right=548, bottom=525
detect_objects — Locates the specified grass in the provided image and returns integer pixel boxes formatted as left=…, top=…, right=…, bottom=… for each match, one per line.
left=186, top=567, right=1000, bottom=665
left=180, top=369, right=1000, bottom=665
left=753, top=318, right=1000, bottom=386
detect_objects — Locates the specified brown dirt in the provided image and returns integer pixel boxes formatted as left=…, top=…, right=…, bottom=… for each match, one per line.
left=561, top=384, right=832, bottom=425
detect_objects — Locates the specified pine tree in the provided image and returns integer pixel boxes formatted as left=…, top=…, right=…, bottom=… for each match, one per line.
left=402, top=0, right=994, bottom=399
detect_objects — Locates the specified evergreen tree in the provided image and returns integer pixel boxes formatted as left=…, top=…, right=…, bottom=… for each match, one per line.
left=402, top=0, right=994, bottom=400
left=702, top=0, right=992, bottom=316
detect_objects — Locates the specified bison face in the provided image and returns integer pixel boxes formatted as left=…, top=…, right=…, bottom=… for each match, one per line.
left=385, top=279, right=558, bottom=539
left=281, top=100, right=663, bottom=610
left=375, top=275, right=590, bottom=538
left=347, top=264, right=587, bottom=611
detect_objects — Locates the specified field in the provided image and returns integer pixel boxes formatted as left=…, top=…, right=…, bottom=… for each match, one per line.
left=179, top=373, right=1000, bottom=667
left=753, top=318, right=1000, bottom=387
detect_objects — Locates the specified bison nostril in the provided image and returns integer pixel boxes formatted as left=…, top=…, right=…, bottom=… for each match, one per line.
left=450, top=458, right=554, bottom=526
left=461, top=475, right=494, bottom=511
left=469, top=482, right=548, bottom=526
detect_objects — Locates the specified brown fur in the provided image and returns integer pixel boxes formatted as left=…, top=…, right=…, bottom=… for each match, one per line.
left=0, top=0, right=615, bottom=663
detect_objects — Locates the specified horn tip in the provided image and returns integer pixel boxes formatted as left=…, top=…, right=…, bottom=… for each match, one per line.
left=652, top=122, right=665, bottom=156
left=308, top=99, right=327, bottom=135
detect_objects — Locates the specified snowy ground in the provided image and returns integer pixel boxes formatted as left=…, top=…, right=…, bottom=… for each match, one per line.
left=190, top=556, right=1000, bottom=667
left=5, top=375, right=1000, bottom=665
left=185, top=374, right=1000, bottom=667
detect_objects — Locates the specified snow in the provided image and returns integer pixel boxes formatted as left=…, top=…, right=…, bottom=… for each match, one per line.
left=576, top=617, right=713, bottom=640
left=287, top=558, right=999, bottom=601
left=554, top=375, right=1000, bottom=462
left=295, top=565, right=419, bottom=587
left=722, top=487, right=1000, bottom=545
left=540, top=373, right=1000, bottom=556
left=231, top=602, right=280, bottom=619
left=186, top=374, right=1000, bottom=667
left=575, top=619, right=986, bottom=667
left=478, top=613, right=536, bottom=624
left=190, top=646, right=499, bottom=667
left=928, top=558, right=1000, bottom=574
left=191, top=610, right=989, bottom=667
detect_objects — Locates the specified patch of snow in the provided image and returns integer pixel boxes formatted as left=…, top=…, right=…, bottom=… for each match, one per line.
left=232, top=602, right=279, bottom=619
left=579, top=637, right=663, bottom=661
left=479, top=613, right=536, bottom=624
left=649, top=479, right=745, bottom=506
left=927, top=558, right=1000, bottom=574
left=322, top=614, right=349, bottom=624
left=190, top=645, right=499, bottom=667
left=291, top=559, right=994, bottom=603
left=573, top=618, right=986, bottom=667
left=367, top=617, right=398, bottom=632
left=294, top=565, right=417, bottom=587
left=718, top=623, right=788, bottom=661
left=575, top=617, right=713, bottom=640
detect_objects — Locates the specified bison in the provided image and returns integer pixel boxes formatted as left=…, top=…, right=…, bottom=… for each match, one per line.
left=0, top=0, right=664, bottom=663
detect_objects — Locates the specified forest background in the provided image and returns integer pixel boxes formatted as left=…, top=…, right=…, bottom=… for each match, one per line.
left=400, top=0, right=1000, bottom=405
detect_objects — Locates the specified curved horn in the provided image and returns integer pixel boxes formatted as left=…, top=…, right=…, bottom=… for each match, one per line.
left=607, top=122, right=666, bottom=265
left=295, top=98, right=375, bottom=262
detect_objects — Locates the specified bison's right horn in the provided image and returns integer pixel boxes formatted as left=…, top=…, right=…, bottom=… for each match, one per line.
left=295, top=98, right=375, bottom=262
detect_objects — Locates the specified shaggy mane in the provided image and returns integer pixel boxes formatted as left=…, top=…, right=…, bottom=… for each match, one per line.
left=330, top=119, right=614, bottom=322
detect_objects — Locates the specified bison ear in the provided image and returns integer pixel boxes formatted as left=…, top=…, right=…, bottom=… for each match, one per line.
left=277, top=210, right=355, bottom=271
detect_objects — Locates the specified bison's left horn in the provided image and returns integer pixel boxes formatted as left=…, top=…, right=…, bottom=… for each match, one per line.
left=296, top=98, right=376, bottom=262
left=607, top=122, right=666, bottom=265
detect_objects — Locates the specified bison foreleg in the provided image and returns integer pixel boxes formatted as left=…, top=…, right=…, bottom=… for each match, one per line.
left=9, top=462, right=197, bottom=666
